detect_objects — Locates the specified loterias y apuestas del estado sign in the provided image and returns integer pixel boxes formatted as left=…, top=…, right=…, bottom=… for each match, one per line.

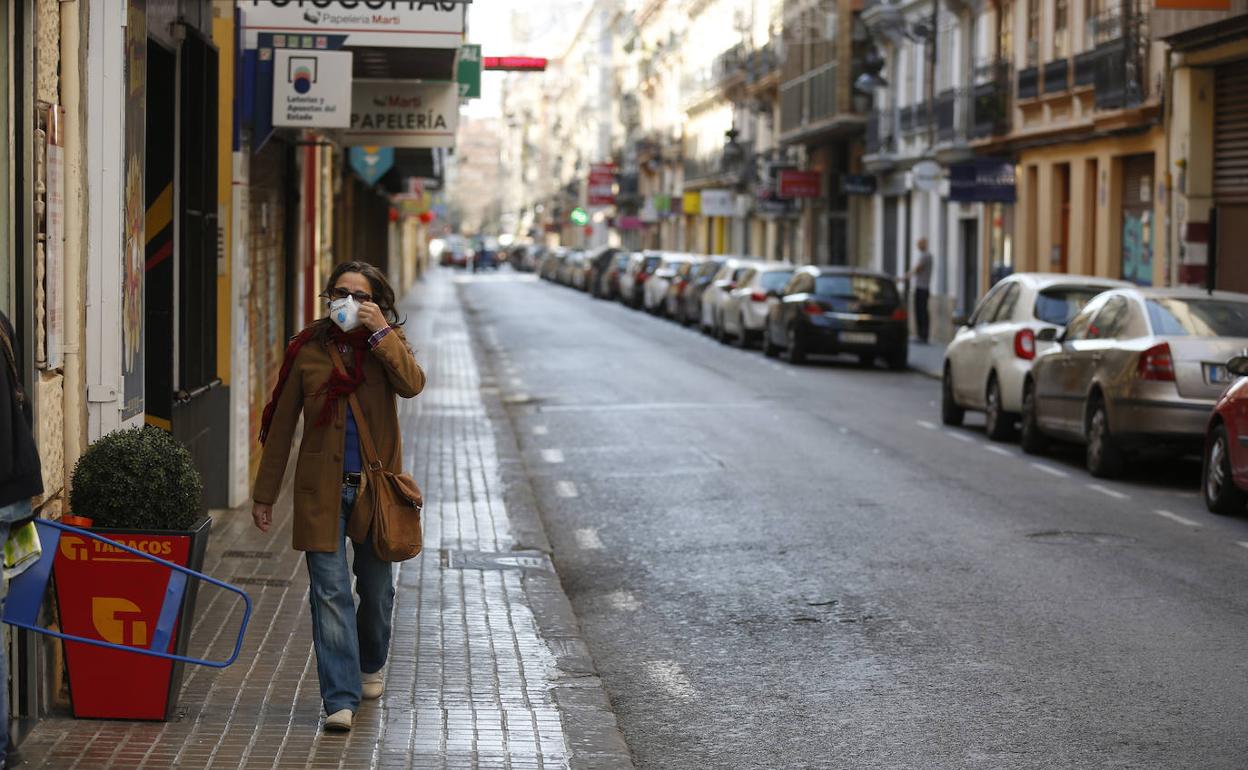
left=344, top=80, right=459, bottom=148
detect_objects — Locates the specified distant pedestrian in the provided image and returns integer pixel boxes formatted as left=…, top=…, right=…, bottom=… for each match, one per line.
left=904, top=237, right=934, bottom=343
left=252, top=262, right=425, bottom=733
left=1, top=309, right=42, bottom=768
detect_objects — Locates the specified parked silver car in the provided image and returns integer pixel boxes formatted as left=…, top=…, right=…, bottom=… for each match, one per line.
left=1021, top=287, right=1248, bottom=477
left=719, top=262, right=795, bottom=347
left=700, top=258, right=757, bottom=336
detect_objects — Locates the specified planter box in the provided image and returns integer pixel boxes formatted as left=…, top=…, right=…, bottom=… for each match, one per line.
left=53, top=516, right=211, bottom=720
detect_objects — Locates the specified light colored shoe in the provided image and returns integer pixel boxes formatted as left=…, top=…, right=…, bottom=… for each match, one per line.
left=324, top=708, right=353, bottom=732
left=362, top=670, right=384, bottom=700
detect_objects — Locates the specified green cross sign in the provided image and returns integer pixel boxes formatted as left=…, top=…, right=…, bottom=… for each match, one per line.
left=457, top=44, right=481, bottom=100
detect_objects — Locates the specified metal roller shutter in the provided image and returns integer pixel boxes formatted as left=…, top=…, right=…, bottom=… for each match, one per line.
left=1215, top=60, right=1248, bottom=204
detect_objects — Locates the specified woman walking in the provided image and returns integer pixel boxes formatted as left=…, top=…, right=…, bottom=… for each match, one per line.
left=251, top=261, right=424, bottom=733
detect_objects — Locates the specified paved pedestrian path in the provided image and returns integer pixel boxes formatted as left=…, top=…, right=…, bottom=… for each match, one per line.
left=16, top=270, right=630, bottom=770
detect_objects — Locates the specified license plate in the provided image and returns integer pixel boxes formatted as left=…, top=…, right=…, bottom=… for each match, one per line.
left=1206, top=363, right=1231, bottom=385
left=840, top=331, right=877, bottom=345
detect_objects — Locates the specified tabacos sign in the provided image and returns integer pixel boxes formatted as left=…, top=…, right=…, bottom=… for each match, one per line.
left=241, top=1, right=465, bottom=49
left=344, top=80, right=458, bottom=148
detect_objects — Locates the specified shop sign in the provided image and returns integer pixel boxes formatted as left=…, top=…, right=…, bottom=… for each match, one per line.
left=1155, top=0, right=1228, bottom=8
left=240, top=0, right=466, bottom=49
left=349, top=145, right=395, bottom=185
left=588, top=163, right=617, bottom=206
left=910, top=160, right=943, bottom=192
left=344, top=80, right=458, bottom=147
left=777, top=169, right=821, bottom=198
left=700, top=188, right=735, bottom=217
left=618, top=216, right=644, bottom=230
left=272, top=49, right=353, bottom=127
left=54, top=531, right=195, bottom=719
left=640, top=196, right=659, bottom=223
left=457, top=44, right=481, bottom=99
left=948, top=158, right=1016, bottom=203
left=841, top=174, right=876, bottom=196
left=681, top=191, right=700, bottom=215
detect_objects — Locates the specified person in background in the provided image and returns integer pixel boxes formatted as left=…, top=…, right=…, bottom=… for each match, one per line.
left=0, top=310, right=42, bottom=769
left=903, top=237, right=934, bottom=344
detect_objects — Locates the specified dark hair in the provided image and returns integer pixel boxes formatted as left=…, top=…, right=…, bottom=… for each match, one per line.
left=315, top=261, right=405, bottom=336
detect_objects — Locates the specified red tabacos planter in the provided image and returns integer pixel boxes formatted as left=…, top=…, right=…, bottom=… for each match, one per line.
left=61, top=514, right=93, bottom=528
left=52, top=516, right=211, bottom=720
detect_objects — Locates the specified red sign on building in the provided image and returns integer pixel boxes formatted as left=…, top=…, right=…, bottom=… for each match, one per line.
left=588, top=163, right=618, bottom=206
left=778, top=169, right=822, bottom=198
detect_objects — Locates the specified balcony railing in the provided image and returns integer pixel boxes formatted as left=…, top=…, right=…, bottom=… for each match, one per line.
left=1017, top=67, right=1039, bottom=100
left=1043, top=59, right=1070, bottom=94
left=713, top=42, right=747, bottom=86
left=779, top=61, right=840, bottom=135
left=971, top=66, right=1011, bottom=138
left=936, top=90, right=958, bottom=142
left=866, top=110, right=896, bottom=155
left=1073, top=49, right=1098, bottom=87
left=745, top=43, right=779, bottom=84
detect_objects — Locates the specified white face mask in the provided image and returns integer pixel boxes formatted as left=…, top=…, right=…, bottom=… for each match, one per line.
left=329, top=296, right=362, bottom=332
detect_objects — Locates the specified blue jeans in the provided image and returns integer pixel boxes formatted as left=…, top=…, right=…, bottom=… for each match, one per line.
left=305, top=486, right=395, bottom=715
left=0, top=502, right=23, bottom=766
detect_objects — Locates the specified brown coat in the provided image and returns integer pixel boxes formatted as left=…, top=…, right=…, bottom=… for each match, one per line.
left=253, top=326, right=425, bottom=551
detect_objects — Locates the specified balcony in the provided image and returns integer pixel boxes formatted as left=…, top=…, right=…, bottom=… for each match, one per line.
left=745, top=43, right=779, bottom=85
left=1073, top=49, right=1098, bottom=88
left=865, top=110, right=896, bottom=156
left=1086, top=9, right=1151, bottom=110
left=970, top=66, right=1011, bottom=138
left=1043, top=59, right=1070, bottom=95
left=1017, top=67, right=1039, bottom=100
left=713, top=43, right=748, bottom=88
left=935, top=90, right=958, bottom=143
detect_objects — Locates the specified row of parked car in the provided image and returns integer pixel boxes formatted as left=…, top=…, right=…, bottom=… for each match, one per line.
left=938, top=271, right=1248, bottom=515
left=518, top=244, right=911, bottom=369
left=511, top=243, right=1248, bottom=516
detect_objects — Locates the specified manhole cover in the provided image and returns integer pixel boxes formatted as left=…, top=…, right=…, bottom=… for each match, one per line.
left=1026, top=531, right=1134, bottom=545
left=231, top=577, right=292, bottom=587
left=221, top=550, right=274, bottom=559
left=443, top=550, right=553, bottom=572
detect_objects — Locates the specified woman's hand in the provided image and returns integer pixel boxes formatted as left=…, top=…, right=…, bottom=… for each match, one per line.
left=252, top=502, right=273, bottom=533
left=359, top=301, right=387, bottom=333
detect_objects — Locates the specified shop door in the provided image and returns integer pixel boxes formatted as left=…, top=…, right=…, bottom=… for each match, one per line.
left=1214, top=60, right=1248, bottom=293
left=961, top=218, right=979, bottom=313
left=144, top=41, right=177, bottom=429
left=883, top=197, right=899, bottom=275
left=1120, top=153, right=1154, bottom=285
left=1055, top=163, right=1070, bottom=273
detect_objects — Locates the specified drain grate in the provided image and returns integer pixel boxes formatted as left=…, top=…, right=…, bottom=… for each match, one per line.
left=1026, top=531, right=1134, bottom=545
left=231, top=577, right=292, bottom=587
left=222, top=550, right=275, bottom=559
left=443, top=550, right=553, bottom=572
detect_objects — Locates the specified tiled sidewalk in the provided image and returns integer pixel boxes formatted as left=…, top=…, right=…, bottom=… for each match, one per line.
left=16, top=271, right=628, bottom=770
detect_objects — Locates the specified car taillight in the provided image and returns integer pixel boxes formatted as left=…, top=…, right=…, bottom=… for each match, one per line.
left=637, top=272, right=648, bottom=283
left=676, top=281, right=688, bottom=296
left=750, top=291, right=767, bottom=302
left=1014, top=328, right=1036, bottom=360
left=1138, top=342, right=1175, bottom=381
left=891, top=308, right=908, bottom=321
left=802, top=302, right=823, bottom=316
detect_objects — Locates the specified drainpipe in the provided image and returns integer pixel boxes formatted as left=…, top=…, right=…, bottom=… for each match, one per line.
left=60, top=0, right=85, bottom=478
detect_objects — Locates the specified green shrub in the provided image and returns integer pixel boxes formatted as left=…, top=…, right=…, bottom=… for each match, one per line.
left=69, top=425, right=203, bottom=531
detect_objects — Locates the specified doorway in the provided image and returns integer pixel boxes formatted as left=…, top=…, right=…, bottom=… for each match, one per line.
left=960, top=218, right=979, bottom=313
left=1053, top=162, right=1070, bottom=273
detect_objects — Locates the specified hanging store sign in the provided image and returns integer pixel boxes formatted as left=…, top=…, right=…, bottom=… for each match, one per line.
left=777, top=169, right=821, bottom=198
left=948, top=158, right=1016, bottom=203
left=910, top=160, right=943, bottom=192
left=588, top=163, right=618, bottom=206
left=457, top=44, right=482, bottom=99
left=349, top=145, right=395, bottom=185
left=344, top=80, right=459, bottom=147
left=681, top=191, right=701, bottom=215
left=840, top=174, right=877, bottom=196
left=240, top=0, right=466, bottom=49
left=699, top=188, right=735, bottom=217
left=640, top=196, right=659, bottom=223
left=272, top=49, right=353, bottom=127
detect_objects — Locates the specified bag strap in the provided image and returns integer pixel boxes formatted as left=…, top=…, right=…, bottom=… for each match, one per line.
left=327, top=343, right=383, bottom=472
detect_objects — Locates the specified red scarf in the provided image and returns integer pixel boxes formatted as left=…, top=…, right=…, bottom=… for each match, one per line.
left=259, top=325, right=371, bottom=445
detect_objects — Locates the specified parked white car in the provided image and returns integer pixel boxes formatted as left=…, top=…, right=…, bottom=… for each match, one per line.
left=700, top=257, right=757, bottom=335
left=942, top=272, right=1131, bottom=439
left=719, top=262, right=796, bottom=347
left=643, top=253, right=695, bottom=314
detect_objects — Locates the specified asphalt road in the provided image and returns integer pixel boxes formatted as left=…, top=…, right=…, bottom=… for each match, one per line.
left=455, top=269, right=1248, bottom=770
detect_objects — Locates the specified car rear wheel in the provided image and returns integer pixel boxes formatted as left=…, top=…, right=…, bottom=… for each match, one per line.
left=1019, top=382, right=1047, bottom=455
left=784, top=325, right=807, bottom=365
left=858, top=353, right=875, bottom=368
left=762, top=327, right=780, bottom=358
left=735, top=315, right=751, bottom=349
left=941, top=366, right=964, bottom=427
left=984, top=376, right=1017, bottom=441
left=716, top=314, right=730, bottom=345
left=1085, top=399, right=1125, bottom=478
left=1204, top=424, right=1247, bottom=514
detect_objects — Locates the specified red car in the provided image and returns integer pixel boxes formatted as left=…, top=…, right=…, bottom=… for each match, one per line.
left=1204, top=355, right=1248, bottom=513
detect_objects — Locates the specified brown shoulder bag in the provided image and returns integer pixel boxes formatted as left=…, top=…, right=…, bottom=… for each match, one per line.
left=328, top=345, right=424, bottom=562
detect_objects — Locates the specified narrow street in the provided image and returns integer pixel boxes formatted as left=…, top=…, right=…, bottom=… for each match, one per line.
left=460, top=271, right=1248, bottom=769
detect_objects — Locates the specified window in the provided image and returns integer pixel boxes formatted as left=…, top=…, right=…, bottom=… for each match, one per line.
left=760, top=270, right=795, bottom=292
left=787, top=272, right=816, bottom=295
left=1001, top=0, right=1014, bottom=67
left=1145, top=298, right=1248, bottom=337
left=1087, top=296, right=1128, bottom=339
left=1065, top=305, right=1097, bottom=340
left=1026, top=0, right=1040, bottom=65
left=1054, top=0, right=1069, bottom=58
left=814, top=275, right=901, bottom=306
left=1033, top=285, right=1111, bottom=325
left=970, top=282, right=1009, bottom=325
left=992, top=283, right=1022, bottom=323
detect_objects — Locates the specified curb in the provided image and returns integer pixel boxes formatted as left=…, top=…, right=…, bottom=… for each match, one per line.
left=458, top=286, right=636, bottom=770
